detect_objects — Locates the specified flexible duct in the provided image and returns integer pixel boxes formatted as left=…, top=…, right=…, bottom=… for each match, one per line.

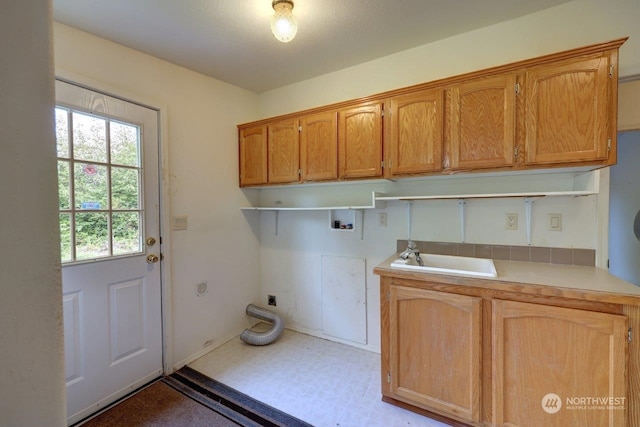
left=240, top=304, right=284, bottom=346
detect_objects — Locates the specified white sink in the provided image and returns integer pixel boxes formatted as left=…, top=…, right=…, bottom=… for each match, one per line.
left=390, top=253, right=497, bottom=278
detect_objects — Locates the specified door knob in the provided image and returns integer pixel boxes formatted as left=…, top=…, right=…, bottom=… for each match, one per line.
left=146, top=254, right=159, bottom=264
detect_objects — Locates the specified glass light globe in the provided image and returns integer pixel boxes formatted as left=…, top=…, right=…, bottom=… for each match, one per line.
left=271, top=1, right=298, bottom=43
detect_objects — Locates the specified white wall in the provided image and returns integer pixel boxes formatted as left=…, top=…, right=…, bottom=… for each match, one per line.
left=609, top=131, right=640, bottom=285
left=619, top=79, right=640, bottom=131
left=258, top=173, right=597, bottom=352
left=0, top=2, right=66, bottom=425
left=54, top=23, right=262, bottom=367
left=254, top=0, right=640, bottom=353
left=258, top=0, right=640, bottom=116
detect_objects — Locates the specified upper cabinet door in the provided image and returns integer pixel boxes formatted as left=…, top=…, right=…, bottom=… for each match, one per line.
left=268, top=119, right=300, bottom=184
left=300, top=111, right=338, bottom=182
left=525, top=54, right=611, bottom=165
left=449, top=74, right=517, bottom=170
left=387, top=89, right=444, bottom=177
left=239, top=125, right=268, bottom=187
left=338, top=102, right=383, bottom=179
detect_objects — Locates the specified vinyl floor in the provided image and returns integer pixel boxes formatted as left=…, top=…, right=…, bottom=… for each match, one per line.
left=189, top=329, right=448, bottom=427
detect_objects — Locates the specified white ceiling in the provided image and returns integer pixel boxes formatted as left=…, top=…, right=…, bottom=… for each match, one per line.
left=53, top=0, right=571, bottom=93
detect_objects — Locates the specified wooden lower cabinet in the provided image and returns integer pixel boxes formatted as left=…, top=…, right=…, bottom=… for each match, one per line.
left=492, top=299, right=627, bottom=427
left=380, top=278, right=630, bottom=426
left=384, top=281, right=482, bottom=423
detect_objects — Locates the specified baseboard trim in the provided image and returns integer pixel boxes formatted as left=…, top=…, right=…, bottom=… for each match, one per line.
left=285, top=324, right=381, bottom=354
left=172, top=327, right=247, bottom=371
left=174, top=323, right=381, bottom=372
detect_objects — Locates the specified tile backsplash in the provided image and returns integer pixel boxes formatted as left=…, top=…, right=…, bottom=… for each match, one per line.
left=396, top=240, right=595, bottom=267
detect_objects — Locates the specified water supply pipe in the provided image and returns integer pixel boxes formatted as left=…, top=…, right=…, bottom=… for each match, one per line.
left=240, top=304, right=284, bottom=346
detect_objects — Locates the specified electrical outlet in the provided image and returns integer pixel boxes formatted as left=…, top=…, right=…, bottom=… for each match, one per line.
left=548, top=213, right=563, bottom=231
left=267, top=295, right=277, bottom=306
left=505, top=213, right=518, bottom=230
left=378, top=212, right=387, bottom=227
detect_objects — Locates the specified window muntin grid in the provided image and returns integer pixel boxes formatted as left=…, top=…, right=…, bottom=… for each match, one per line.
left=56, top=106, right=144, bottom=263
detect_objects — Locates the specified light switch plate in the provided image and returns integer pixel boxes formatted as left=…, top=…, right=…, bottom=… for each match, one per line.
left=173, top=215, right=188, bottom=231
left=548, top=213, right=562, bottom=231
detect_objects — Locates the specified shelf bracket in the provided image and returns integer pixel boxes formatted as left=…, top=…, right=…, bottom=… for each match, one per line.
left=458, top=199, right=466, bottom=243
left=524, top=198, right=534, bottom=245
left=360, top=210, right=365, bottom=241
left=275, top=210, right=279, bottom=236
left=406, top=202, right=413, bottom=241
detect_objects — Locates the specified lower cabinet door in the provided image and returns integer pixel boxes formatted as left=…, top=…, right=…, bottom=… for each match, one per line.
left=492, top=299, right=628, bottom=427
left=388, top=284, right=482, bottom=423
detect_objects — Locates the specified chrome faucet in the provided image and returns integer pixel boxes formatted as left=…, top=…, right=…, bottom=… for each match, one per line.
left=399, top=240, right=424, bottom=266
left=399, top=240, right=417, bottom=259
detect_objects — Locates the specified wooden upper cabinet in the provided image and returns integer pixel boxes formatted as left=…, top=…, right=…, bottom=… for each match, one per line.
left=239, top=125, right=267, bottom=186
left=268, top=119, right=300, bottom=184
left=386, top=89, right=444, bottom=177
left=300, top=111, right=338, bottom=182
left=388, top=284, right=482, bottom=423
left=492, top=299, right=627, bottom=427
left=338, top=102, right=383, bottom=179
left=238, top=40, right=625, bottom=187
left=449, top=73, right=517, bottom=170
left=524, top=53, right=612, bottom=165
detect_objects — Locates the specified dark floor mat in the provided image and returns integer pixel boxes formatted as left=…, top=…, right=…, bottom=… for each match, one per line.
left=164, top=366, right=313, bottom=427
left=81, top=380, right=241, bottom=427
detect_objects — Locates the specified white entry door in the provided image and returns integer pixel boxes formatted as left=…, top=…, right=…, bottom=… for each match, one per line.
left=55, top=80, right=163, bottom=425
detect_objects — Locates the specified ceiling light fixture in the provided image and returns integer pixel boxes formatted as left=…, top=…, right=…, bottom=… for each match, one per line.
left=271, top=0, right=298, bottom=43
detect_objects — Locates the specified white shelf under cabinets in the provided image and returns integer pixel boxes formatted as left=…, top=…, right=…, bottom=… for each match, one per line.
left=241, top=189, right=596, bottom=211
left=240, top=170, right=600, bottom=243
left=241, top=168, right=599, bottom=211
left=242, top=189, right=598, bottom=243
left=375, top=190, right=596, bottom=202
left=389, top=190, right=597, bottom=245
left=240, top=192, right=386, bottom=211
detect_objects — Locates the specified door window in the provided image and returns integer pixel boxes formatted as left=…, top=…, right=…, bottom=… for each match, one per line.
left=56, top=107, right=143, bottom=262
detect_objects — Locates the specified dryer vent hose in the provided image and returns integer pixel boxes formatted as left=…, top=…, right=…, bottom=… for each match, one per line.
left=240, top=304, right=284, bottom=346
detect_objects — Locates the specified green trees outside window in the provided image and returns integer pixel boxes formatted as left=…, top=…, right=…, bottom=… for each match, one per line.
left=56, top=107, right=142, bottom=261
